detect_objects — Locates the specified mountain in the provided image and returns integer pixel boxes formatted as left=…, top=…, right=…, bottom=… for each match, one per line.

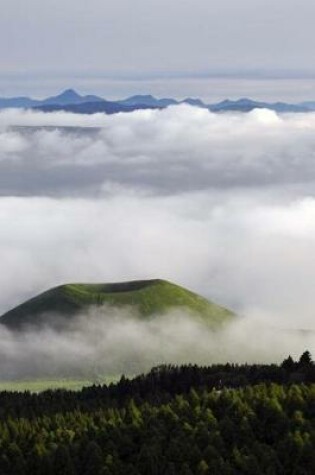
left=119, top=95, right=207, bottom=108
left=0, top=279, right=235, bottom=330
left=0, top=96, right=40, bottom=108
left=182, top=97, right=207, bottom=107
left=1, top=89, right=315, bottom=113
left=0, top=89, right=104, bottom=109
left=300, top=101, right=315, bottom=110
left=34, top=101, right=160, bottom=114
left=209, top=98, right=310, bottom=113
left=34, top=95, right=315, bottom=114
left=41, top=89, right=104, bottom=106
left=118, top=94, right=177, bottom=107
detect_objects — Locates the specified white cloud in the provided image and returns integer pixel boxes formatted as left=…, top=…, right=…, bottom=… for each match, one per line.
left=1, top=193, right=315, bottom=329
left=2, top=107, right=315, bottom=196
left=0, top=107, right=315, bottom=372
left=0, top=308, right=313, bottom=379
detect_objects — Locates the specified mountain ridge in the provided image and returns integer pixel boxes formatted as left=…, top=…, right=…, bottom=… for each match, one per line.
left=1, top=89, right=315, bottom=113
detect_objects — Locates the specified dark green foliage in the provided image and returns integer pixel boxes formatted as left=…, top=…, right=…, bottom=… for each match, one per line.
left=53, top=446, right=75, bottom=475
left=299, top=351, right=313, bottom=367
left=81, top=441, right=104, bottom=475
left=281, top=355, right=295, bottom=370
left=0, top=354, right=314, bottom=474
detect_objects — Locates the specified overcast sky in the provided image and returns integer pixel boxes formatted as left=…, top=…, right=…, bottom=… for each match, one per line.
left=1, top=0, right=315, bottom=100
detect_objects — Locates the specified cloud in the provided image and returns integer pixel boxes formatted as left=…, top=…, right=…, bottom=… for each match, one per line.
left=0, top=307, right=313, bottom=379
left=2, top=107, right=315, bottom=197
left=1, top=192, right=315, bottom=329
left=1, top=106, right=315, bottom=375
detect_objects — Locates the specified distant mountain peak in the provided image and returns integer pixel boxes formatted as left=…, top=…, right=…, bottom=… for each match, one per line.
left=59, top=89, right=81, bottom=98
left=182, top=98, right=206, bottom=107
left=119, top=94, right=177, bottom=107
left=41, top=89, right=104, bottom=106
left=130, top=94, right=156, bottom=100
left=0, top=89, right=314, bottom=113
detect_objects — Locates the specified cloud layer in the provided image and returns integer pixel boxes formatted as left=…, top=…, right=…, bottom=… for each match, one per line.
left=0, top=308, right=313, bottom=379
left=1, top=192, right=315, bottom=329
left=2, top=107, right=315, bottom=197
left=0, top=107, right=315, bottom=375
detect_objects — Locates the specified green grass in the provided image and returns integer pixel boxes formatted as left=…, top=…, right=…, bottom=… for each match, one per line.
left=0, top=376, right=120, bottom=393
left=0, top=279, right=235, bottom=329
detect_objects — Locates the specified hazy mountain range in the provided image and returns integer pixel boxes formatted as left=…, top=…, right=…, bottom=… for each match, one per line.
left=1, top=89, right=315, bottom=113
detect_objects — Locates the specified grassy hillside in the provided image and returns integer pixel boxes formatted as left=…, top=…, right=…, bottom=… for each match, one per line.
left=0, top=376, right=120, bottom=393
left=0, top=279, right=234, bottom=329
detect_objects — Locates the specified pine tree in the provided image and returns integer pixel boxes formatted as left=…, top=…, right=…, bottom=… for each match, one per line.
left=298, top=351, right=313, bottom=367
left=53, top=445, right=75, bottom=475
left=281, top=355, right=295, bottom=370
left=197, top=459, right=209, bottom=474
left=82, top=441, right=104, bottom=475
left=179, top=463, right=193, bottom=475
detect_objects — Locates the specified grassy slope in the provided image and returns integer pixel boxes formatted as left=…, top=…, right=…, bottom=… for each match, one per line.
left=0, top=379, right=92, bottom=393
left=0, top=376, right=120, bottom=393
left=0, top=279, right=234, bottom=328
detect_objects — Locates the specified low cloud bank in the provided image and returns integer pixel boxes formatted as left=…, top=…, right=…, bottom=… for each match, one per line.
left=2, top=106, right=315, bottom=196
left=1, top=106, right=315, bottom=362
left=1, top=194, right=315, bottom=329
left=0, top=306, right=313, bottom=380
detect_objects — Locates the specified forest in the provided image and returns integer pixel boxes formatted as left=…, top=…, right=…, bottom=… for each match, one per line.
left=0, top=352, right=314, bottom=474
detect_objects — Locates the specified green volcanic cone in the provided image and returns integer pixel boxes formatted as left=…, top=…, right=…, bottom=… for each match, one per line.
left=0, top=279, right=235, bottom=330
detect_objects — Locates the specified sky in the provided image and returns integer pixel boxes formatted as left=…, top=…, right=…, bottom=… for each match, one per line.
left=1, top=0, right=315, bottom=100
left=1, top=1, right=315, bottom=370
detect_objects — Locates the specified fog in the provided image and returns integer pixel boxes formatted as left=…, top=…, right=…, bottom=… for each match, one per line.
left=0, top=106, right=315, bottom=377
left=0, top=307, right=313, bottom=380
left=2, top=107, right=315, bottom=196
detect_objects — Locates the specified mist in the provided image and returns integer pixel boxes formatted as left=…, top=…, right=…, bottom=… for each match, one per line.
left=0, top=306, right=313, bottom=380
left=3, top=107, right=315, bottom=196
left=2, top=191, right=315, bottom=329
left=1, top=106, right=315, bottom=376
